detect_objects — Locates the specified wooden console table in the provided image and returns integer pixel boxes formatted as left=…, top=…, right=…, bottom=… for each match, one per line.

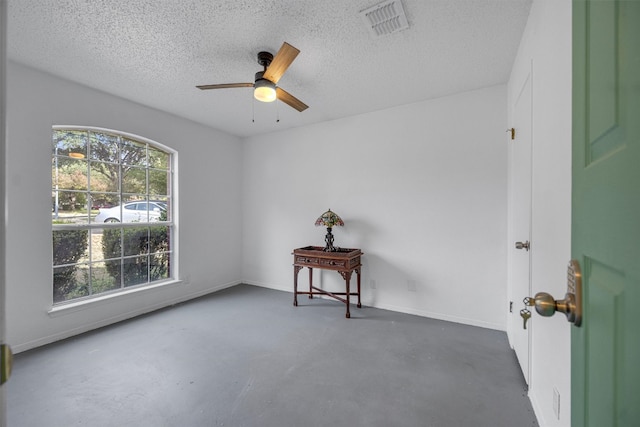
left=292, top=246, right=362, bottom=318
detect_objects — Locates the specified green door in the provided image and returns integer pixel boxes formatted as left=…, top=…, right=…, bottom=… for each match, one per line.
left=572, top=0, right=640, bottom=425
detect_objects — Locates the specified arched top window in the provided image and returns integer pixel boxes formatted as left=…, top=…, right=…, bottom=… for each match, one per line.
left=52, top=127, right=175, bottom=304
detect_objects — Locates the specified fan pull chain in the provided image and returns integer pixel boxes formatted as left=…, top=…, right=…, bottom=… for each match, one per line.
left=252, top=97, right=255, bottom=123
left=276, top=97, right=280, bottom=123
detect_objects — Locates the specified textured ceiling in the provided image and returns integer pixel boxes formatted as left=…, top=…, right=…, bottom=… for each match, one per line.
left=7, top=0, right=532, bottom=138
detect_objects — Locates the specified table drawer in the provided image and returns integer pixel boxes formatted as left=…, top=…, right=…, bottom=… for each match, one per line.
left=295, top=256, right=319, bottom=266
left=319, top=258, right=346, bottom=268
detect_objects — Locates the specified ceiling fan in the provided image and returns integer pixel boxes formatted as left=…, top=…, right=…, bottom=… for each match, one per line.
left=196, top=42, right=308, bottom=112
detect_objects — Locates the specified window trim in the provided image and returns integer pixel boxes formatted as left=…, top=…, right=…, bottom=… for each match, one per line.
left=47, top=277, right=185, bottom=317
left=51, top=125, right=179, bottom=306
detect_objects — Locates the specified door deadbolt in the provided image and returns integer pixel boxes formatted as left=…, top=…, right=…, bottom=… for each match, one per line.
left=520, top=259, right=582, bottom=328
left=515, top=241, right=530, bottom=251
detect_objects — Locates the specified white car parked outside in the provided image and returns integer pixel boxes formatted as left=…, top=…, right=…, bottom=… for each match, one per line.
left=94, top=201, right=167, bottom=223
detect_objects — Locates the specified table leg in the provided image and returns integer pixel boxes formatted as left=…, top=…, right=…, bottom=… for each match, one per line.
left=356, top=267, right=362, bottom=308
left=308, top=267, right=314, bottom=299
left=293, top=265, right=302, bottom=307
left=340, top=270, right=353, bottom=318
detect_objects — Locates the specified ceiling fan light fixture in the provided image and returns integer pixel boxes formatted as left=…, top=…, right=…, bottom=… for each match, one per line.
left=254, top=79, right=277, bottom=103
left=197, top=42, right=307, bottom=111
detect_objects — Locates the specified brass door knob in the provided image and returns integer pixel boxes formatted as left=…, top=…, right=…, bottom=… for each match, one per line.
left=520, top=260, right=583, bottom=327
left=524, top=291, right=580, bottom=326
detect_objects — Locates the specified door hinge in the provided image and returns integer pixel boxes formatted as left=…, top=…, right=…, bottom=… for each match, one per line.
left=1, top=343, right=13, bottom=385
left=509, top=301, right=513, bottom=313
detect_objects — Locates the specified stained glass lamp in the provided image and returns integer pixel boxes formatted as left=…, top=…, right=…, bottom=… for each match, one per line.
left=315, top=209, right=344, bottom=252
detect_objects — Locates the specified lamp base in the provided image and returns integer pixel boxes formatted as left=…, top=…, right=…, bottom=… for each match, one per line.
left=324, top=227, right=338, bottom=252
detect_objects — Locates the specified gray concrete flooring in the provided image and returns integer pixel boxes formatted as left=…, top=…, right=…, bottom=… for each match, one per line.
left=7, top=285, right=539, bottom=427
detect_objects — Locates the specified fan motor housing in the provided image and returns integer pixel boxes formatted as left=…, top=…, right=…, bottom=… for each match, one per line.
left=257, top=51, right=273, bottom=68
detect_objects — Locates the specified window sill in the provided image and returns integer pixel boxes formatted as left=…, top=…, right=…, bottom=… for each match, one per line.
left=48, top=279, right=183, bottom=318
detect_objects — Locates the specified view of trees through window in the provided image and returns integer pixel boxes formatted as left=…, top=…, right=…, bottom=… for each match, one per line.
left=52, top=128, right=173, bottom=303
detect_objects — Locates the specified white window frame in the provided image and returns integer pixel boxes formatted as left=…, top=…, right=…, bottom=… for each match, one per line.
left=50, top=126, right=179, bottom=310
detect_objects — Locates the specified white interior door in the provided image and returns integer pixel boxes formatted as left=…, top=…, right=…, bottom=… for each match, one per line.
left=509, top=71, right=533, bottom=385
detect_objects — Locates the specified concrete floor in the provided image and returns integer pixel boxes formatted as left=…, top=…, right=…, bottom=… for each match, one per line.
left=7, top=285, right=538, bottom=427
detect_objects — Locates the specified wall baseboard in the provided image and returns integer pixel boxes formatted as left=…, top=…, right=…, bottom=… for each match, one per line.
left=243, top=280, right=505, bottom=331
left=16, top=278, right=505, bottom=354
left=13, top=280, right=240, bottom=353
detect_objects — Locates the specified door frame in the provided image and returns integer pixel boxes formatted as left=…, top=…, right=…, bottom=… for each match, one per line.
left=1, top=0, right=9, bottom=425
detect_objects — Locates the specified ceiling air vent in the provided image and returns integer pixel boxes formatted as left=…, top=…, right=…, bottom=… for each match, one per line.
left=360, top=0, right=409, bottom=37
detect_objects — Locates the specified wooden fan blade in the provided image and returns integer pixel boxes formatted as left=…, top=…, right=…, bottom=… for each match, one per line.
left=263, top=42, right=300, bottom=84
left=276, top=87, right=308, bottom=112
left=196, top=83, right=253, bottom=90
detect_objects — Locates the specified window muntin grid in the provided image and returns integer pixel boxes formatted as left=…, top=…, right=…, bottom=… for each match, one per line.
left=52, top=127, right=174, bottom=304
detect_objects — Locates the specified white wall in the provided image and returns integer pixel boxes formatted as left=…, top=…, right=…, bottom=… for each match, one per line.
left=6, top=62, right=243, bottom=352
left=242, top=86, right=508, bottom=329
left=507, top=1, right=572, bottom=426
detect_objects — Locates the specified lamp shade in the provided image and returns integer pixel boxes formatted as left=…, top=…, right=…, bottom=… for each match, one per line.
left=254, top=78, right=277, bottom=102
left=315, top=209, right=344, bottom=228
